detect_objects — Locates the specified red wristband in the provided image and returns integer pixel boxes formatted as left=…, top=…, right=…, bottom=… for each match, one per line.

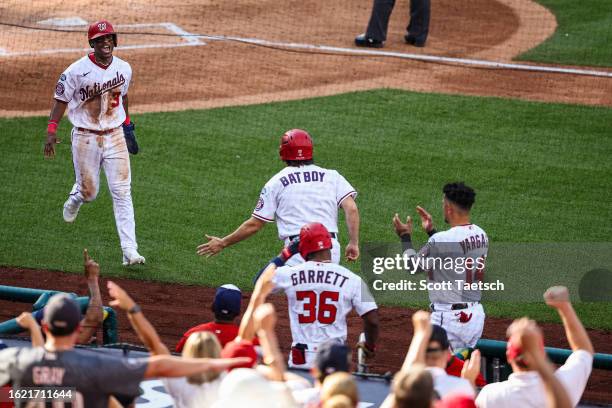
left=280, top=247, right=292, bottom=261
left=47, top=120, right=58, bottom=133
left=123, top=115, right=131, bottom=125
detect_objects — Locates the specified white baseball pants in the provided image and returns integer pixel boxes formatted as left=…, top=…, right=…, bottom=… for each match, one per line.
left=65, top=126, right=138, bottom=251
left=430, top=302, right=485, bottom=351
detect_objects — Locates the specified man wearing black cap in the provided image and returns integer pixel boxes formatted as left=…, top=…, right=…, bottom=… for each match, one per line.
left=0, top=288, right=249, bottom=407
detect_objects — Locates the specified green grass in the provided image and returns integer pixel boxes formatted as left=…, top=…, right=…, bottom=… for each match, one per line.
left=519, top=0, right=612, bottom=67
left=1, top=89, right=611, bottom=329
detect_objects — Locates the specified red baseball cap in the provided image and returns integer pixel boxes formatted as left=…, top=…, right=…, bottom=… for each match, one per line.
left=87, top=20, right=117, bottom=46
left=436, top=393, right=477, bottom=408
left=221, top=340, right=257, bottom=370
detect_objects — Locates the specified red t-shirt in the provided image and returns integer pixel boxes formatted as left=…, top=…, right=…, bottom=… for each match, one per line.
left=175, top=322, right=239, bottom=352
left=446, top=355, right=487, bottom=387
left=0, top=384, right=14, bottom=408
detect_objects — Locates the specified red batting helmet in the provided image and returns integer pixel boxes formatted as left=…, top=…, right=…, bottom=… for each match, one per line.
left=279, top=129, right=313, bottom=161
left=88, top=20, right=117, bottom=47
left=298, top=222, right=332, bottom=259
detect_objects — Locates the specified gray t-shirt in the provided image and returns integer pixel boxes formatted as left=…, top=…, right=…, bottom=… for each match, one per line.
left=0, top=346, right=148, bottom=408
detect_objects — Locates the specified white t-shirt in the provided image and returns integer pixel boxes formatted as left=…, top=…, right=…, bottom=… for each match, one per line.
left=426, top=366, right=476, bottom=398
left=54, top=54, right=132, bottom=130
left=475, top=350, right=593, bottom=408
left=272, top=261, right=377, bottom=345
left=252, top=164, right=356, bottom=240
left=162, top=375, right=223, bottom=408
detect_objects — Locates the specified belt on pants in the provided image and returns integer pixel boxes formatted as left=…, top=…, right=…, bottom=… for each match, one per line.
left=75, top=127, right=119, bottom=135
left=430, top=302, right=479, bottom=312
left=289, top=232, right=337, bottom=241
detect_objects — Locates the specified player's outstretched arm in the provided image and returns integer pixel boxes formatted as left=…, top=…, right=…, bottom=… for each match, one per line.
left=196, top=217, right=265, bottom=257
left=44, top=100, right=67, bottom=159
left=107, top=280, right=171, bottom=356
left=544, top=286, right=594, bottom=354
left=341, top=196, right=360, bottom=261
left=77, top=249, right=104, bottom=344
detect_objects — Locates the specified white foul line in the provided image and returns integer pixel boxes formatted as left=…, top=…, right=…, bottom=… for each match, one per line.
left=0, top=22, right=205, bottom=57
left=197, top=34, right=612, bottom=78
left=1, top=23, right=610, bottom=78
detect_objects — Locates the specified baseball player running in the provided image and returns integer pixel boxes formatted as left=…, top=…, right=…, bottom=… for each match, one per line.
left=393, top=182, right=488, bottom=351
left=258, top=222, right=379, bottom=368
left=197, top=129, right=360, bottom=265
left=44, top=20, right=144, bottom=266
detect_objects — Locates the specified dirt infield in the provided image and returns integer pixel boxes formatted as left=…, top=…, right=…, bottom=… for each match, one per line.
left=1, top=0, right=611, bottom=118
left=0, top=266, right=610, bottom=404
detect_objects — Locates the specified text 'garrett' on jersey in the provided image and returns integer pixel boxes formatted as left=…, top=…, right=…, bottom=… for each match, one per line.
left=252, top=164, right=357, bottom=239
left=272, top=261, right=377, bottom=345
left=54, top=54, right=132, bottom=130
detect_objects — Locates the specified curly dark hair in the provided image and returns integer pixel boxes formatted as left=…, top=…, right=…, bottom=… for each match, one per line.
left=443, top=182, right=476, bottom=211
left=285, top=159, right=314, bottom=167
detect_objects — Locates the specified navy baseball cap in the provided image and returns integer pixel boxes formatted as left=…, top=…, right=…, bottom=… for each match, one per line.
left=213, top=284, right=242, bottom=317
left=43, top=294, right=82, bottom=336
left=315, top=341, right=350, bottom=376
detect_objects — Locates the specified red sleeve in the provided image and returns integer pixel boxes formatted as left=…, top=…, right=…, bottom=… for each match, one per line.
left=445, top=355, right=487, bottom=386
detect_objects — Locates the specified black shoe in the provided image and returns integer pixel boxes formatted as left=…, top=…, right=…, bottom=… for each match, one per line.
left=404, top=34, right=426, bottom=47
left=355, top=33, right=384, bottom=48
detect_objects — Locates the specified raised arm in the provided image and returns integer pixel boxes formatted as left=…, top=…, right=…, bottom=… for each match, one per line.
left=77, top=249, right=104, bottom=344
left=197, top=216, right=266, bottom=257
left=514, top=318, right=573, bottom=408
left=401, top=310, right=433, bottom=370
left=107, top=281, right=170, bottom=356
left=544, top=286, right=594, bottom=354
left=144, top=355, right=250, bottom=379
left=44, top=100, right=68, bottom=158
left=15, top=312, right=44, bottom=347
left=237, top=264, right=277, bottom=342
left=340, top=196, right=360, bottom=261
left=254, top=303, right=286, bottom=381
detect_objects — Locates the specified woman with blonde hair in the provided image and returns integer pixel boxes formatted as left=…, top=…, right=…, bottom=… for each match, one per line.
left=108, top=281, right=226, bottom=408
left=320, top=372, right=359, bottom=408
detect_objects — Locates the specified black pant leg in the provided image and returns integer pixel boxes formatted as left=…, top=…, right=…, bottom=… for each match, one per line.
left=365, top=0, right=397, bottom=42
left=406, top=0, right=430, bottom=44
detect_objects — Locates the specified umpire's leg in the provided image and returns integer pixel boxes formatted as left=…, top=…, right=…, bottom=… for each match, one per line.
left=365, top=0, right=397, bottom=42
left=406, top=0, right=430, bottom=45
